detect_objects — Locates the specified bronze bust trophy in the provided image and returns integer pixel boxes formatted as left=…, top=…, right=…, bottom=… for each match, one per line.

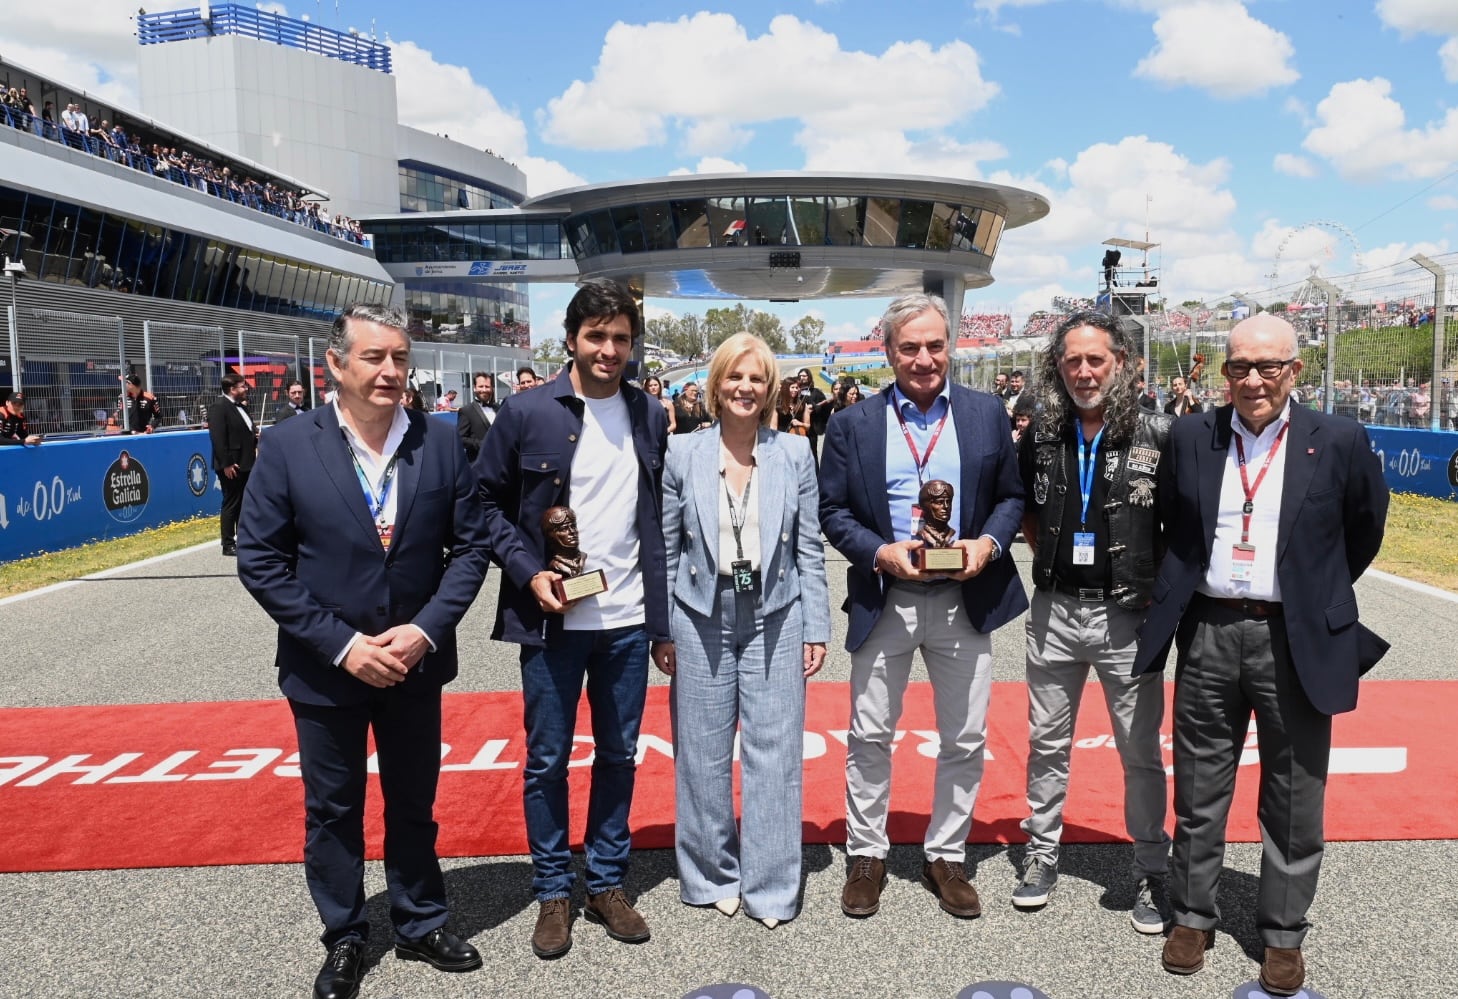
left=913, top=479, right=967, bottom=572
left=541, top=506, right=608, bottom=603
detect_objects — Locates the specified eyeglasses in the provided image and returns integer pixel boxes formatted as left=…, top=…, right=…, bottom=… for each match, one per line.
left=1222, top=358, right=1297, bottom=380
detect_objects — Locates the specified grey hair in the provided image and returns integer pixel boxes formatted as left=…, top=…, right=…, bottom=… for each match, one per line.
left=880, top=293, right=950, bottom=347
left=1031, top=310, right=1141, bottom=445
left=327, top=303, right=410, bottom=367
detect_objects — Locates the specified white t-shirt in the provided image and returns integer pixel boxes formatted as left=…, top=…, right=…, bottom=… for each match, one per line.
left=563, top=393, right=645, bottom=631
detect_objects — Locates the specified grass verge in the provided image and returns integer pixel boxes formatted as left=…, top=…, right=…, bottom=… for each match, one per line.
left=1372, top=492, right=1458, bottom=593
left=0, top=517, right=219, bottom=599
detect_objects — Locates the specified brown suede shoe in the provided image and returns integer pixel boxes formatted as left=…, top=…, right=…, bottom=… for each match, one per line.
left=531, top=898, right=573, bottom=959
left=840, top=855, right=888, bottom=917
left=920, top=858, right=982, bottom=918
left=1259, top=946, right=1305, bottom=997
left=585, top=887, right=650, bottom=943
left=1161, top=925, right=1216, bottom=975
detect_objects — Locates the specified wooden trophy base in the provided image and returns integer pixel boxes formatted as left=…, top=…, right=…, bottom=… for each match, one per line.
left=914, top=546, right=967, bottom=573
left=552, top=569, right=608, bottom=603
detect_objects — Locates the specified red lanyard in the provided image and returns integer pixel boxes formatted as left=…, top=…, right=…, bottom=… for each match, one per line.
left=894, top=400, right=949, bottom=486
left=1232, top=422, right=1287, bottom=544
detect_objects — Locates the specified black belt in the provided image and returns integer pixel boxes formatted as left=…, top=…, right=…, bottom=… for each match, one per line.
left=1051, top=578, right=1111, bottom=602
left=1197, top=593, right=1284, bottom=619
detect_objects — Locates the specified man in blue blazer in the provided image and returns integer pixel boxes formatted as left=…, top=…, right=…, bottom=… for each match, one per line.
left=474, top=279, right=669, bottom=959
left=1134, top=314, right=1388, bottom=996
left=238, top=305, right=491, bottom=999
left=820, top=292, right=1026, bottom=922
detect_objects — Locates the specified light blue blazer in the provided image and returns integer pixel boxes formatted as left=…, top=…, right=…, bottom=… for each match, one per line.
left=662, top=425, right=831, bottom=644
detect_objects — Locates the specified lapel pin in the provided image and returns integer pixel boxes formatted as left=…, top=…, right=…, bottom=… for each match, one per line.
left=1307, top=448, right=1315, bottom=455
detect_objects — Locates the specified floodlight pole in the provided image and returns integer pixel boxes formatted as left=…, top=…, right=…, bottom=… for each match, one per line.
left=1308, top=276, right=1342, bottom=415
left=1412, top=254, right=1447, bottom=432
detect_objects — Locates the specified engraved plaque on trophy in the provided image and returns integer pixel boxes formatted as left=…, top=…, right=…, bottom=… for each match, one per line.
left=912, top=479, right=968, bottom=572
left=542, top=506, right=608, bottom=602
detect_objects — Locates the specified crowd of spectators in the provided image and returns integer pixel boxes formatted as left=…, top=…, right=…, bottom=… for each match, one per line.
left=959, top=313, right=1012, bottom=339
left=2, top=88, right=365, bottom=245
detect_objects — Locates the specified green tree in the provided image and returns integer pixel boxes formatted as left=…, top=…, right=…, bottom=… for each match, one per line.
left=532, top=338, right=568, bottom=373
left=747, top=310, right=788, bottom=353
left=676, top=313, right=706, bottom=360
left=789, top=315, right=826, bottom=354
left=704, top=304, right=752, bottom=350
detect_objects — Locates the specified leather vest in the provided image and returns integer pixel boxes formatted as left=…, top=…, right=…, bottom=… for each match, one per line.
left=1027, top=410, right=1173, bottom=609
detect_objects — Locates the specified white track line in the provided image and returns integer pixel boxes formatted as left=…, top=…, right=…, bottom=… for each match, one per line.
left=0, top=541, right=218, bottom=608
left=1366, top=568, right=1458, bottom=604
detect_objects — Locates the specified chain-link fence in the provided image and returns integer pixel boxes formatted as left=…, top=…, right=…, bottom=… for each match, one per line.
left=6, top=306, right=127, bottom=436
left=138, top=320, right=227, bottom=428
left=237, top=329, right=303, bottom=424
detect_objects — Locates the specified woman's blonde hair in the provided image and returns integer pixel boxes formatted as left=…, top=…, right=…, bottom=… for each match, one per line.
left=705, top=332, right=779, bottom=427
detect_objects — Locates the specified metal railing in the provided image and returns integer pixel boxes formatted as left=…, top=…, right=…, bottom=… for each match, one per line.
left=136, top=5, right=393, bottom=73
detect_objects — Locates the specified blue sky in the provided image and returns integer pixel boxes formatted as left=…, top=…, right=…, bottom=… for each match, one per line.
left=9, top=1, right=1458, bottom=342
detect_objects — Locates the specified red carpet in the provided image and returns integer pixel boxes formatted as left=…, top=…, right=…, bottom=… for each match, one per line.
left=0, top=682, right=1452, bottom=873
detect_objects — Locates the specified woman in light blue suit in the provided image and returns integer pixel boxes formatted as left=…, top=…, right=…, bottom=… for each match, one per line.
left=651, top=333, right=831, bottom=928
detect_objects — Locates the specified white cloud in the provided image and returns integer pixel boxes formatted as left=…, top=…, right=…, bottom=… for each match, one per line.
left=681, top=120, right=752, bottom=158
left=1429, top=195, right=1458, bottom=211
left=667, top=157, right=750, bottom=176
left=1359, top=239, right=1448, bottom=271
left=1133, top=1, right=1298, bottom=98
left=798, top=130, right=1006, bottom=176
left=1273, top=153, right=1318, bottom=178
left=1301, top=77, right=1458, bottom=181
left=1376, top=0, right=1458, bottom=80
left=1, top=4, right=141, bottom=108
left=540, top=13, right=998, bottom=155
left=1443, top=37, right=1458, bottom=82
left=388, top=40, right=582, bottom=197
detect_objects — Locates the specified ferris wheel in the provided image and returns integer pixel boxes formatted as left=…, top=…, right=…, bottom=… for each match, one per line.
left=1267, top=220, right=1363, bottom=294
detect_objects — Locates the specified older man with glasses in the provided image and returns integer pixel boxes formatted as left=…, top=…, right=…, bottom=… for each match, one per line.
left=1133, top=314, right=1389, bottom=996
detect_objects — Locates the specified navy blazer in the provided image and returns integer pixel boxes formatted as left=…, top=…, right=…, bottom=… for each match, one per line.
left=819, top=383, right=1028, bottom=652
left=662, top=425, right=832, bottom=644
left=237, top=406, right=491, bottom=706
left=1133, top=403, right=1389, bottom=715
left=475, top=367, right=670, bottom=646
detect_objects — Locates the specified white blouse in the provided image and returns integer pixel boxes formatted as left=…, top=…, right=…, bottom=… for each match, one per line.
left=717, top=439, right=762, bottom=574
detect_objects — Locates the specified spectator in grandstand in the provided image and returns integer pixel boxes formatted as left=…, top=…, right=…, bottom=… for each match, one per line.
left=473, top=279, right=666, bottom=959
left=516, top=367, right=540, bottom=392
left=121, top=374, right=162, bottom=434
left=654, top=332, right=829, bottom=929
left=1410, top=382, right=1431, bottom=428
left=641, top=374, right=677, bottom=433
left=1137, top=314, right=1388, bottom=997
left=237, top=305, right=490, bottom=999
left=675, top=381, right=712, bottom=434
left=1163, top=376, right=1202, bottom=417
left=819, top=292, right=1025, bottom=924
left=0, top=390, right=42, bottom=445
left=272, top=379, right=307, bottom=423
left=207, top=372, right=257, bottom=557
left=456, top=371, right=497, bottom=462
left=1013, top=311, right=1173, bottom=933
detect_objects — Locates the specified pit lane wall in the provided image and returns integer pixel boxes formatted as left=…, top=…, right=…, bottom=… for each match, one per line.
left=0, top=431, right=221, bottom=563
left=1366, top=427, right=1458, bottom=502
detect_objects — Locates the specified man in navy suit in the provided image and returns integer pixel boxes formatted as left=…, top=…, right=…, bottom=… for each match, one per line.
left=238, top=304, right=491, bottom=999
left=1136, top=314, right=1388, bottom=996
left=819, top=292, right=1026, bottom=922
left=475, top=279, right=669, bottom=959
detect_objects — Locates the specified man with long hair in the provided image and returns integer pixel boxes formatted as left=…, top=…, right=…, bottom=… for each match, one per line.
left=1013, top=311, right=1175, bottom=934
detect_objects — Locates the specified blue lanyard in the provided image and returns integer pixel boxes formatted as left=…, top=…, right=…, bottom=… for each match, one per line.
left=344, top=437, right=400, bottom=525
left=1075, top=419, right=1104, bottom=529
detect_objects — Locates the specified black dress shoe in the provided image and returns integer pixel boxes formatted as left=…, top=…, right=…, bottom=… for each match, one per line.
left=394, top=927, right=482, bottom=972
left=314, top=939, right=362, bottom=999
left=221, top=544, right=237, bottom=557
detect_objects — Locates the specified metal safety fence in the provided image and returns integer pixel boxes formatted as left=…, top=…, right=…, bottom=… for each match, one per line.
left=4, top=307, right=529, bottom=436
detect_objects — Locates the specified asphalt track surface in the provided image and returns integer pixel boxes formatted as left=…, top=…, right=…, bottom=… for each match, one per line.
left=1, top=541, right=1455, bottom=999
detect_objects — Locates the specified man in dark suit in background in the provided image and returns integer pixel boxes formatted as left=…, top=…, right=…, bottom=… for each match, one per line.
left=819, top=292, right=1026, bottom=922
left=1135, top=314, right=1389, bottom=997
left=207, top=372, right=257, bottom=556
left=456, top=371, right=496, bottom=462
left=238, top=304, right=490, bottom=999
left=272, top=379, right=308, bottom=423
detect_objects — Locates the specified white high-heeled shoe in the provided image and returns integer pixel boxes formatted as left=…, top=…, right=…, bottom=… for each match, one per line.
left=713, top=897, right=740, bottom=917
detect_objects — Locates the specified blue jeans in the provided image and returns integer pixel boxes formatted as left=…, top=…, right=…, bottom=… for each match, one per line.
left=520, top=624, right=649, bottom=900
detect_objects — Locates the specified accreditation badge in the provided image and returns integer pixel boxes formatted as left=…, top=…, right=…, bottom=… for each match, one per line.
left=377, top=522, right=394, bottom=551
left=1072, top=531, right=1096, bottom=566
left=1230, top=542, right=1256, bottom=583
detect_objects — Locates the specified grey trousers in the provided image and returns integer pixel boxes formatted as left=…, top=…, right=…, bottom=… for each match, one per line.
left=669, top=583, right=807, bottom=921
left=1022, top=588, right=1170, bottom=878
left=845, top=580, right=993, bottom=863
left=1171, top=599, right=1331, bottom=949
